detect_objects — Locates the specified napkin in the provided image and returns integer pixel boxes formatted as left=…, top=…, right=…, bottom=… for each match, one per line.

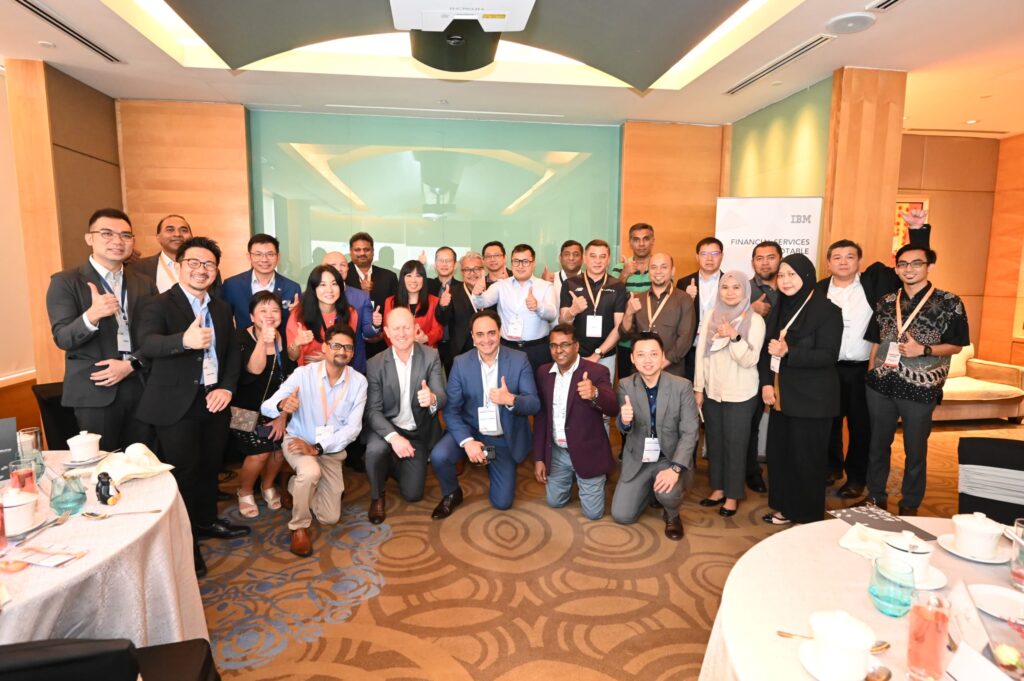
left=92, top=443, right=173, bottom=486
left=837, top=522, right=898, bottom=559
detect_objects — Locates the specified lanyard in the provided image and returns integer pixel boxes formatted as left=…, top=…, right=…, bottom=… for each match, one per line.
left=319, top=364, right=351, bottom=427
left=645, top=288, right=672, bottom=328
left=779, top=291, right=814, bottom=340
left=895, top=286, right=936, bottom=338
left=98, top=273, right=129, bottom=323
left=464, top=283, right=479, bottom=312
left=158, top=255, right=178, bottom=283
left=583, top=274, right=608, bottom=310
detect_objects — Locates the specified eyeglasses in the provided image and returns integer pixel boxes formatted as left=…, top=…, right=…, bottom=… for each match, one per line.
left=182, top=258, right=217, bottom=271
left=483, top=253, right=504, bottom=260
left=699, top=251, right=722, bottom=258
left=511, top=258, right=533, bottom=267
left=89, top=229, right=135, bottom=241
left=462, top=266, right=484, bottom=274
left=896, top=260, right=928, bottom=270
left=249, top=251, right=277, bottom=260
left=327, top=342, right=354, bottom=352
left=548, top=341, right=577, bottom=351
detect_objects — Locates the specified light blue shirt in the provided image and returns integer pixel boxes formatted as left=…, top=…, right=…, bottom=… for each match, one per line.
left=261, top=360, right=367, bottom=454
left=473, top=275, right=557, bottom=341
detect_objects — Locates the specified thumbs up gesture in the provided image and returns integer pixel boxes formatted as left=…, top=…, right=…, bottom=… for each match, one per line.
left=568, top=289, right=589, bottom=316
left=472, top=276, right=487, bottom=297
left=751, top=292, right=771, bottom=317
left=576, top=370, right=597, bottom=401
left=259, top=324, right=277, bottom=346
left=295, top=323, right=314, bottom=347
left=620, top=394, right=634, bottom=425
left=418, top=250, right=427, bottom=265
left=621, top=254, right=637, bottom=277
left=85, top=281, right=120, bottom=325
left=524, top=284, right=538, bottom=312
left=372, top=305, right=383, bottom=328
left=541, top=265, right=554, bottom=283
left=489, top=375, right=515, bottom=406
left=183, top=313, right=213, bottom=350
left=280, top=387, right=300, bottom=414
left=626, top=291, right=642, bottom=315
left=413, top=325, right=428, bottom=344
left=439, top=284, right=452, bottom=307
left=288, top=293, right=300, bottom=311
left=417, top=378, right=434, bottom=408
left=685, top=277, right=698, bottom=299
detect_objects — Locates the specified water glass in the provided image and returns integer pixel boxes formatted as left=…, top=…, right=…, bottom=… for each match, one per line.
left=49, top=475, right=86, bottom=516
left=1012, top=518, right=1024, bottom=593
left=868, top=557, right=915, bottom=617
left=17, top=427, right=41, bottom=457
left=907, top=593, right=950, bottom=680
left=8, top=461, right=38, bottom=494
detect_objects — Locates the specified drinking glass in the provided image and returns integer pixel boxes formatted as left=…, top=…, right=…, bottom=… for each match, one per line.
left=868, top=557, right=914, bottom=617
left=8, top=461, right=38, bottom=494
left=49, top=475, right=86, bottom=516
left=16, top=428, right=44, bottom=480
left=1012, top=518, right=1024, bottom=593
left=907, top=593, right=950, bottom=680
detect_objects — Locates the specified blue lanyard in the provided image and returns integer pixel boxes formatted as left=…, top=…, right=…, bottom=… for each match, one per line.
left=274, top=339, right=284, bottom=376
left=98, top=274, right=128, bottom=323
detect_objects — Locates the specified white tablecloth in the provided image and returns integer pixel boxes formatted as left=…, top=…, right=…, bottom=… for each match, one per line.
left=700, top=517, right=1013, bottom=681
left=0, top=451, right=208, bottom=646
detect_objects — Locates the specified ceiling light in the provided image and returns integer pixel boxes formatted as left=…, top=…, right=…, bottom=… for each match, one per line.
left=966, top=119, right=978, bottom=125
left=37, top=40, right=56, bottom=48
left=771, top=80, right=782, bottom=86
left=825, top=12, right=876, bottom=35
left=324, top=103, right=563, bottom=118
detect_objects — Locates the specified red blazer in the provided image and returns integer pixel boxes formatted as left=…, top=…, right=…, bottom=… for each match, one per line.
left=533, top=358, right=618, bottom=479
left=383, top=294, right=443, bottom=347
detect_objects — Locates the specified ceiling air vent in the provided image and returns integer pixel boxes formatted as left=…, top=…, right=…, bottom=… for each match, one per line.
left=13, top=0, right=121, bottom=63
left=866, top=0, right=908, bottom=12
left=726, top=34, right=835, bottom=95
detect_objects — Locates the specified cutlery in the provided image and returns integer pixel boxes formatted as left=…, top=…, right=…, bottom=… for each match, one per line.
left=15, top=511, right=70, bottom=544
left=865, top=666, right=892, bottom=681
left=775, top=630, right=891, bottom=653
left=81, top=510, right=161, bottom=520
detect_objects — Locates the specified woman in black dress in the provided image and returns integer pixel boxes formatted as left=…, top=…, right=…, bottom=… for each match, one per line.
left=232, top=291, right=295, bottom=517
left=758, top=253, right=842, bottom=525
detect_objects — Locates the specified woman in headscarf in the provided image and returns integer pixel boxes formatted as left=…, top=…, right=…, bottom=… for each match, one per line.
left=694, top=271, right=766, bottom=517
left=758, top=254, right=842, bottom=525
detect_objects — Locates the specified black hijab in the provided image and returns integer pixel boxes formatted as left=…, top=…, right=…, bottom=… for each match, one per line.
left=777, top=253, right=817, bottom=328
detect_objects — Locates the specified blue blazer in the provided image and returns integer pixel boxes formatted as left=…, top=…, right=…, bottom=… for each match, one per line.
left=222, top=269, right=302, bottom=330
left=345, top=286, right=376, bottom=374
left=443, top=347, right=541, bottom=463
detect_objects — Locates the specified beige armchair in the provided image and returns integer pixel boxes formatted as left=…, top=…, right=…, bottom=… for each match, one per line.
left=934, top=344, right=1024, bottom=423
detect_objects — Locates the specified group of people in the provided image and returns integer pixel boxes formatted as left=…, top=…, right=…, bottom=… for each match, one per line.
left=45, top=209, right=967, bottom=576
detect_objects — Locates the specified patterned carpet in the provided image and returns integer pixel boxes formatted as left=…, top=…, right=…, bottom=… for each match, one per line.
left=202, top=420, right=1021, bottom=680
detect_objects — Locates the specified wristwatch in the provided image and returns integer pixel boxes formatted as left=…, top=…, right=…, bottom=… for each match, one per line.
left=923, top=345, right=933, bottom=357
left=126, top=354, right=144, bottom=372
left=313, top=443, right=324, bottom=456
left=669, top=463, right=684, bottom=475
left=731, top=334, right=742, bottom=343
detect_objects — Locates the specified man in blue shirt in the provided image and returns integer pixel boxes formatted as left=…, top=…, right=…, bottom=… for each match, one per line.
left=221, top=234, right=302, bottom=330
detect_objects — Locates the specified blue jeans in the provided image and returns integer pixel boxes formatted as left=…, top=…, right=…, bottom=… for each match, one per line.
left=546, top=444, right=607, bottom=520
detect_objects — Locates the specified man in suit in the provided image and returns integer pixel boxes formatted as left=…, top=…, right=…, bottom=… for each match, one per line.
left=364, top=307, right=447, bottom=524
left=426, top=246, right=458, bottom=297
left=676, top=236, right=724, bottom=381
left=45, top=208, right=156, bottom=452
left=533, top=323, right=618, bottom=519
left=613, top=332, right=700, bottom=540
left=435, top=251, right=489, bottom=375
left=345, top=232, right=397, bottom=359
left=431, top=310, right=541, bottom=518
left=221, top=234, right=302, bottom=330
left=132, top=214, right=192, bottom=293
left=136, top=236, right=247, bottom=577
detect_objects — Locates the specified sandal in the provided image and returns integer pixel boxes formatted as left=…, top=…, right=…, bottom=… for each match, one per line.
left=237, top=490, right=259, bottom=518
left=262, top=486, right=282, bottom=511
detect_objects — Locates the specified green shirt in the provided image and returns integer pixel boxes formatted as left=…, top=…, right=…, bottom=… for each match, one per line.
left=609, top=260, right=651, bottom=346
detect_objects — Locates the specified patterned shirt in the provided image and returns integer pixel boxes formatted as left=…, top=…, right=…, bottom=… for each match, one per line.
left=864, top=283, right=969, bottom=404
left=609, top=260, right=651, bottom=347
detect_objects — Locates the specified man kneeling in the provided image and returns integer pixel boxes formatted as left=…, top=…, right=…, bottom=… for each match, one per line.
left=262, top=322, right=367, bottom=556
left=613, top=332, right=699, bottom=540
left=533, top=323, right=618, bottom=519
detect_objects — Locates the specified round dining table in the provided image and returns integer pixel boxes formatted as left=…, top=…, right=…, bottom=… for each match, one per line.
left=699, top=517, right=1017, bottom=681
left=0, top=451, right=208, bottom=646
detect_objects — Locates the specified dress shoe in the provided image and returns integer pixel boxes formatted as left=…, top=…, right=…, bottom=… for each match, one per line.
left=194, top=543, right=207, bottom=578
left=368, top=495, right=386, bottom=525
left=664, top=512, right=684, bottom=541
left=719, top=506, right=737, bottom=518
left=431, top=488, right=464, bottom=520
left=290, top=528, right=313, bottom=557
left=699, top=496, right=726, bottom=507
left=762, top=512, right=792, bottom=525
left=746, top=473, right=767, bottom=494
left=838, top=481, right=866, bottom=499
left=898, top=506, right=918, bottom=517
left=196, top=518, right=251, bottom=540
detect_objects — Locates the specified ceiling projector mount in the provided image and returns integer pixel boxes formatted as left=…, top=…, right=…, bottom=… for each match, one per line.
left=390, top=0, right=537, bottom=72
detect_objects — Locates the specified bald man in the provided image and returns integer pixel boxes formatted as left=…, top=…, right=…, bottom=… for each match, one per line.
left=364, top=307, right=447, bottom=523
left=618, top=253, right=696, bottom=376
left=322, top=251, right=379, bottom=375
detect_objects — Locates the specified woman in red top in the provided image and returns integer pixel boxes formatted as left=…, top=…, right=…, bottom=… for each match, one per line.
left=286, top=265, right=359, bottom=366
left=383, top=260, right=443, bottom=347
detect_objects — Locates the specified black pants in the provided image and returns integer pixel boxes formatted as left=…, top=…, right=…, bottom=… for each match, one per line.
left=501, top=337, right=550, bottom=372
left=767, top=410, right=831, bottom=523
left=865, top=387, right=936, bottom=510
left=365, top=426, right=430, bottom=501
left=616, top=345, right=635, bottom=380
left=827, top=361, right=871, bottom=484
left=705, top=395, right=759, bottom=500
left=155, top=390, right=230, bottom=528
left=73, top=375, right=152, bottom=453
left=745, top=395, right=767, bottom=478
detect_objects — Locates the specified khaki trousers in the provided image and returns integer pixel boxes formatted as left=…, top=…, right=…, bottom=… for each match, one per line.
left=283, top=437, right=346, bottom=531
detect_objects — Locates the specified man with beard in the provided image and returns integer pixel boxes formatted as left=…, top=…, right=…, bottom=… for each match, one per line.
left=618, top=252, right=695, bottom=377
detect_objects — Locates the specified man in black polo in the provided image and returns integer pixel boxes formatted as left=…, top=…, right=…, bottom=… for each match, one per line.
left=744, top=240, right=782, bottom=493
left=863, top=243, right=968, bottom=516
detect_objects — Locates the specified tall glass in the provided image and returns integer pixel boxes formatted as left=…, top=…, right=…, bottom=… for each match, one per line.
left=868, top=557, right=914, bottom=617
left=1012, top=518, right=1024, bottom=593
left=17, top=427, right=44, bottom=480
left=907, top=593, right=950, bottom=680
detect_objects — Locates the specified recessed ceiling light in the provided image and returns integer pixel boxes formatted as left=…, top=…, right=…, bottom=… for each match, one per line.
left=825, top=12, right=876, bottom=35
left=966, top=119, right=978, bottom=125
left=770, top=80, right=782, bottom=86
left=37, top=40, right=56, bottom=48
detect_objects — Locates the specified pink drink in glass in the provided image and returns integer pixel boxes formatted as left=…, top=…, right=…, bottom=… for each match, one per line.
left=907, top=594, right=950, bottom=681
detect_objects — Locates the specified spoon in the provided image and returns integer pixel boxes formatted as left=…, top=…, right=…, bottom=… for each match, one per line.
left=865, top=666, right=892, bottom=681
left=776, top=630, right=891, bottom=653
left=82, top=509, right=161, bottom=520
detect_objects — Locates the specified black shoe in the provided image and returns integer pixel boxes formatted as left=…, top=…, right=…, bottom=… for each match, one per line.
left=761, top=512, right=792, bottom=525
left=216, top=490, right=232, bottom=502
left=719, top=506, right=737, bottom=518
left=664, top=511, right=684, bottom=541
left=194, top=543, right=207, bottom=578
left=196, top=518, right=252, bottom=539
left=699, top=497, right=726, bottom=507
left=746, top=474, right=767, bottom=494
left=431, top=488, right=464, bottom=520
left=838, top=481, right=865, bottom=499
left=898, top=506, right=918, bottom=517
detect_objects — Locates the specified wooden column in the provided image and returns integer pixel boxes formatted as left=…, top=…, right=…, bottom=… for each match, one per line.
left=821, top=67, right=907, bottom=267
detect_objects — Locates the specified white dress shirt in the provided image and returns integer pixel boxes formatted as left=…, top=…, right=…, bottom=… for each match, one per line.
left=155, top=252, right=179, bottom=293
left=549, top=355, right=580, bottom=447
left=827, top=274, right=873, bottom=362
left=390, top=347, right=417, bottom=432
left=477, top=349, right=503, bottom=437
left=251, top=271, right=276, bottom=295
left=474, top=276, right=557, bottom=341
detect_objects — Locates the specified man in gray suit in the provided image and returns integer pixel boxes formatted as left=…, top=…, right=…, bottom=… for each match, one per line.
left=46, top=208, right=157, bottom=452
left=613, top=331, right=699, bottom=540
left=364, top=307, right=448, bottom=524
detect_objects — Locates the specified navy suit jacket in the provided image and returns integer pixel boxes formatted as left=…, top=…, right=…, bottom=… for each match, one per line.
left=443, top=347, right=540, bottom=463
left=345, top=285, right=375, bottom=374
left=221, top=269, right=302, bottom=330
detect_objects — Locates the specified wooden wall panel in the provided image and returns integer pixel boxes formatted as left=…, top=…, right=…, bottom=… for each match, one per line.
left=117, top=101, right=252, bottom=279
left=53, top=146, right=123, bottom=266
left=619, top=121, right=723, bottom=270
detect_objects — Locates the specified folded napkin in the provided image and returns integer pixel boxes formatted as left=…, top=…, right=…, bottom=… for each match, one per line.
left=838, top=522, right=899, bottom=559
left=92, top=443, right=173, bottom=486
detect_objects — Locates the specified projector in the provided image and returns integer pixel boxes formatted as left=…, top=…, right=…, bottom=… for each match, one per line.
left=390, top=0, right=537, bottom=72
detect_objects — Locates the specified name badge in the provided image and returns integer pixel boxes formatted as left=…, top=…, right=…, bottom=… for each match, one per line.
left=315, top=424, right=333, bottom=447
left=642, top=437, right=661, bottom=463
left=883, top=341, right=901, bottom=368
left=478, top=405, right=499, bottom=435
left=202, top=354, right=219, bottom=385
left=506, top=315, right=524, bottom=340
left=585, top=315, right=603, bottom=338
left=116, top=323, right=132, bottom=353
left=770, top=355, right=781, bottom=373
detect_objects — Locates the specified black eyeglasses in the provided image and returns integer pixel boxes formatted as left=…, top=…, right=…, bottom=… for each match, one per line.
left=182, top=258, right=217, bottom=271
left=327, top=342, right=355, bottom=353
left=89, top=229, right=135, bottom=241
left=549, top=341, right=577, bottom=351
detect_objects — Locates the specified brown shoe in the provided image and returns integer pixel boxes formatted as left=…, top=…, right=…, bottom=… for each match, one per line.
left=664, top=514, right=684, bottom=541
left=290, top=528, right=313, bottom=557
left=368, top=494, right=386, bottom=525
